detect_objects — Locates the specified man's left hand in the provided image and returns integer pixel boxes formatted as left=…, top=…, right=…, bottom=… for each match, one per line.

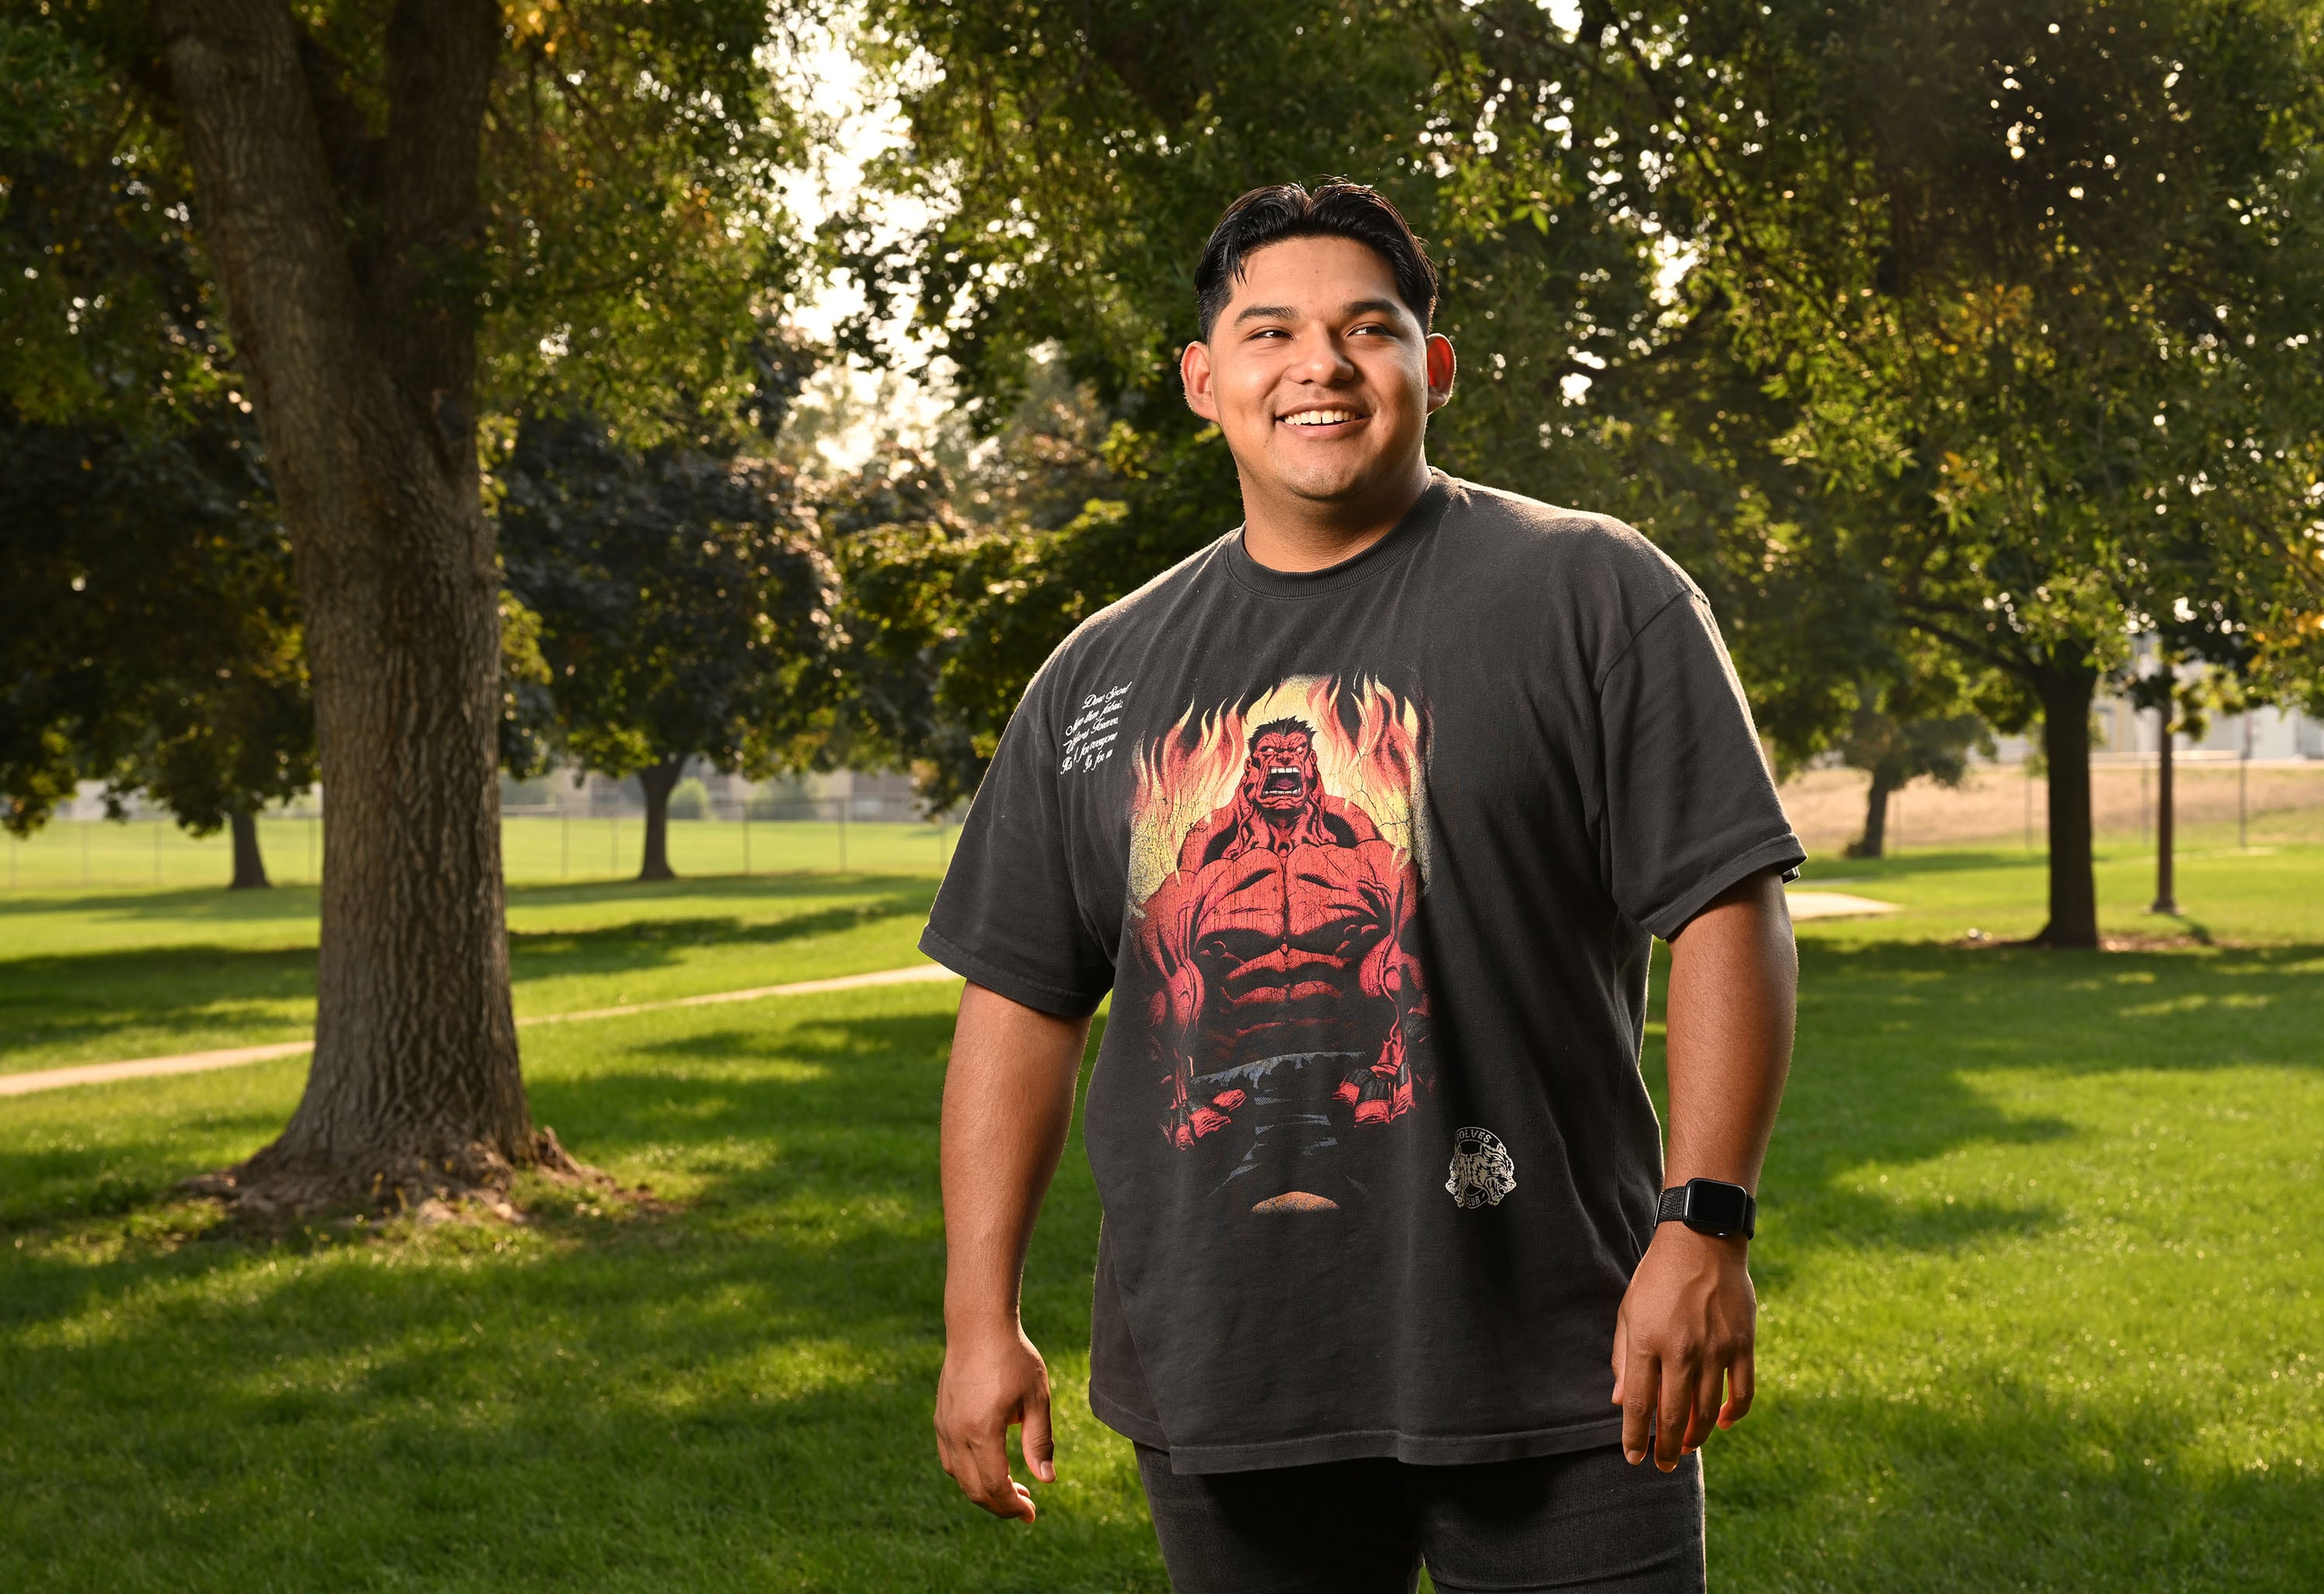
left=1611, top=1223, right=1757, bottom=1470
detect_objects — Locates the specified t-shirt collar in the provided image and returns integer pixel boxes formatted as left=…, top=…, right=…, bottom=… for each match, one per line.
left=1224, top=469, right=1452, bottom=598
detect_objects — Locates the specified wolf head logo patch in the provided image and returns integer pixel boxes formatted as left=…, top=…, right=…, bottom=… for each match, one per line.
left=1446, top=1127, right=1515, bottom=1209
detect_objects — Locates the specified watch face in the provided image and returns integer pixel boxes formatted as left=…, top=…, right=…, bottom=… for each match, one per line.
left=1685, top=1180, right=1749, bottom=1235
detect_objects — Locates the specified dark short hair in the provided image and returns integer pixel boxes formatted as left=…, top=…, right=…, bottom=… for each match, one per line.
left=1250, top=718, right=1315, bottom=748
left=1194, top=181, right=1439, bottom=342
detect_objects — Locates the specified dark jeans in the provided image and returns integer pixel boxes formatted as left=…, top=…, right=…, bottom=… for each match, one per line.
left=1134, top=1442, right=1704, bottom=1594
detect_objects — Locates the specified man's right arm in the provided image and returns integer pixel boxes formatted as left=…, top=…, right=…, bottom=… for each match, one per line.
left=933, top=981, right=1091, bottom=1524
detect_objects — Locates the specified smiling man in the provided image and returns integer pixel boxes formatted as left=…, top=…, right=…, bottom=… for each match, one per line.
left=922, top=183, right=1803, bottom=1592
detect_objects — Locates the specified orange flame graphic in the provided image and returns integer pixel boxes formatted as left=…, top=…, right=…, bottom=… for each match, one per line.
left=1128, top=674, right=1428, bottom=908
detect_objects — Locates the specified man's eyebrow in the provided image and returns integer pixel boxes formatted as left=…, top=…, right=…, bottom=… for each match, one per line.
left=1231, top=297, right=1411, bottom=328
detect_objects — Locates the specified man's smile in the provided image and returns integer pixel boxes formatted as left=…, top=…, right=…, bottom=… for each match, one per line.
left=1277, top=404, right=1367, bottom=432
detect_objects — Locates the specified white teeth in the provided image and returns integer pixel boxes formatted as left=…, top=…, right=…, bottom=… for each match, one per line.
left=1284, top=408, right=1358, bottom=426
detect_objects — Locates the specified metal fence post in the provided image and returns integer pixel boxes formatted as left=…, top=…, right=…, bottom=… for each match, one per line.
left=2240, top=713, right=2251, bottom=849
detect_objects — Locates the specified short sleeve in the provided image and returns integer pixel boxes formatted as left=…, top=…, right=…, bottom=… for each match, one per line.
left=1597, top=593, right=1805, bottom=940
left=920, top=666, right=1115, bottom=1017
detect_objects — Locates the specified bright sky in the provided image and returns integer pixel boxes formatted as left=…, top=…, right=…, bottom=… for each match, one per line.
left=772, top=18, right=951, bottom=472
left=773, top=2, right=1593, bottom=468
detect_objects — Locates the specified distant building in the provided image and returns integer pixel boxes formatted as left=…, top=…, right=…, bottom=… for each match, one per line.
left=1983, top=642, right=2322, bottom=765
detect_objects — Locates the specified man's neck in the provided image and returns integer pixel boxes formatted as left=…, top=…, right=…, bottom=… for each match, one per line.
left=1239, top=458, right=1432, bottom=574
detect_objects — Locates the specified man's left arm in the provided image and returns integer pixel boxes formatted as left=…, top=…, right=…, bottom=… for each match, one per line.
left=1613, top=865, right=1796, bottom=1471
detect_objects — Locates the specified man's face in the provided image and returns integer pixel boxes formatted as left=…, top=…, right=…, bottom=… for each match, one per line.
left=1181, top=235, right=1456, bottom=509
left=1243, top=727, right=1321, bottom=815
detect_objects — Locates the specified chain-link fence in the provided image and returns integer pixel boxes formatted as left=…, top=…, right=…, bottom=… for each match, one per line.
left=1779, top=757, right=2324, bottom=861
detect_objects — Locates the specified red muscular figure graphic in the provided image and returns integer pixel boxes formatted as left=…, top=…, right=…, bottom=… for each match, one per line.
left=1136, top=718, right=1430, bottom=1206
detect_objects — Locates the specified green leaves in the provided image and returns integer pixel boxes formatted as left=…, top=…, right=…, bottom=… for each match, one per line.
left=495, top=383, right=835, bottom=788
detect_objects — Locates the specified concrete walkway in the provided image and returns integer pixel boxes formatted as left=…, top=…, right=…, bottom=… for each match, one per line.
left=1785, top=890, right=1903, bottom=920
left=0, top=964, right=964, bottom=1100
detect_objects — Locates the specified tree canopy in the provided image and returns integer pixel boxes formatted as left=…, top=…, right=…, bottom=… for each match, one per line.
left=0, top=397, right=315, bottom=853
left=839, top=0, right=2324, bottom=943
left=497, top=357, right=834, bottom=878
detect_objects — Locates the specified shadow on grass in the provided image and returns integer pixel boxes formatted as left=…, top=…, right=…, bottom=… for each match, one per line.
left=9, top=937, right=2322, bottom=1589
left=1646, top=938, right=2324, bottom=1291
left=1712, top=1382, right=2323, bottom=1592
left=0, top=1001, right=1156, bottom=1592
left=502, top=868, right=941, bottom=913
left=0, top=883, right=936, bottom=1070
left=0, top=882, right=325, bottom=926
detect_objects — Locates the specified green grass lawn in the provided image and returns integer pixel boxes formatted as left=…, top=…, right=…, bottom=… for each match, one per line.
left=0, top=871, right=943, bottom=1074
left=2, top=849, right=2320, bottom=1589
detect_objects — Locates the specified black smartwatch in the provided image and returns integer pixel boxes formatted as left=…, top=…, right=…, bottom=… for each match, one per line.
left=1657, top=1178, right=1757, bottom=1239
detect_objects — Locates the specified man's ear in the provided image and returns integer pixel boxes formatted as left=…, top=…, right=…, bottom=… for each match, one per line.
left=1425, top=334, right=1457, bottom=414
left=1181, top=340, right=1220, bottom=422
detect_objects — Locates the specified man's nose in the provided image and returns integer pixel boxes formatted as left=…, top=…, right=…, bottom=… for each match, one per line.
left=1285, top=329, right=1357, bottom=384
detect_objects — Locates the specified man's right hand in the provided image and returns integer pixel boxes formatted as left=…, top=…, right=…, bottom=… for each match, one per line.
left=934, top=1321, right=1056, bottom=1523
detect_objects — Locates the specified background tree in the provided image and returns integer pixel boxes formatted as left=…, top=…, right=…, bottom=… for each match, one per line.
left=1454, top=0, right=2324, bottom=944
left=0, top=400, right=316, bottom=888
left=497, top=373, right=834, bottom=881
left=5, top=0, right=814, bottom=1213
left=1836, top=700, right=1994, bottom=861
left=848, top=2, right=2324, bottom=950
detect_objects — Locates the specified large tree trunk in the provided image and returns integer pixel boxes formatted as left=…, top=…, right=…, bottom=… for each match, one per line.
left=2151, top=692, right=2178, bottom=916
left=160, top=0, right=571, bottom=1214
left=637, top=754, right=684, bottom=882
left=1848, top=767, right=1897, bottom=859
left=227, top=809, right=270, bottom=890
left=2032, top=667, right=2101, bottom=948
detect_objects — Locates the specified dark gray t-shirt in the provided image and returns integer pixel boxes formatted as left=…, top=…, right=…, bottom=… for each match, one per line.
left=921, top=472, right=1803, bottom=1475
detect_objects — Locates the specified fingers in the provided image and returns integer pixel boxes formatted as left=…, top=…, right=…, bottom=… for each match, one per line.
left=1718, top=1349, right=1755, bottom=1429
left=1654, top=1350, right=1693, bottom=1472
left=1683, top=1358, right=1725, bottom=1455
left=1621, top=1338, right=1659, bottom=1465
left=946, top=1425, right=1036, bottom=1521
left=1610, top=1314, right=1628, bottom=1406
left=1019, top=1383, right=1057, bottom=1485
left=933, top=1350, right=1050, bottom=1523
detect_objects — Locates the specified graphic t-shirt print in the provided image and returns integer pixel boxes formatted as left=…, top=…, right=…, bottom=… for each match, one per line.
left=1125, top=674, right=1433, bottom=1215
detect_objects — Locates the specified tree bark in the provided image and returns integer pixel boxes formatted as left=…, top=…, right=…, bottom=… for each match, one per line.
left=2032, top=667, right=2101, bottom=948
left=1849, top=768, right=1896, bottom=858
left=637, top=754, right=684, bottom=882
left=228, top=809, right=270, bottom=890
left=2151, top=692, right=2178, bottom=916
left=159, top=0, right=570, bottom=1214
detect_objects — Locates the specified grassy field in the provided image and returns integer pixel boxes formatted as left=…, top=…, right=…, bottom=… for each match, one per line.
left=2, top=847, right=2319, bottom=1589
left=0, top=871, right=943, bottom=1074
left=2, top=814, right=955, bottom=893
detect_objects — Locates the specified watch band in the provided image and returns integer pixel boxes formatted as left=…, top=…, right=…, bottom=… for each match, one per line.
left=1657, top=1178, right=1757, bottom=1238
